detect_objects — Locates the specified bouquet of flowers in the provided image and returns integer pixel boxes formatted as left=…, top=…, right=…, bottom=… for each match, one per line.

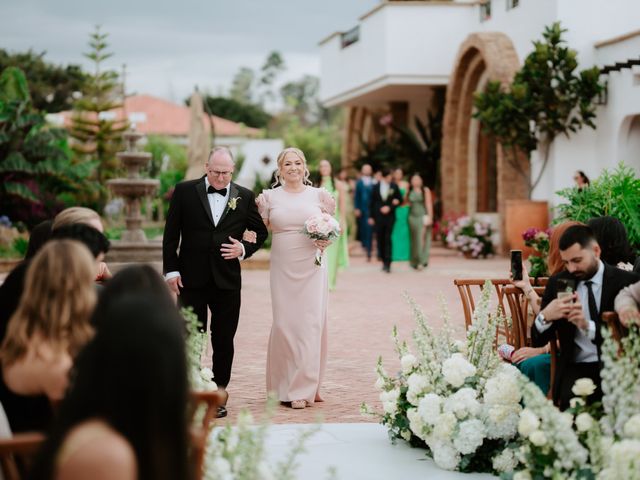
left=446, top=216, right=493, bottom=258
left=522, top=227, right=551, bottom=278
left=364, top=283, right=522, bottom=474
left=301, top=213, right=341, bottom=266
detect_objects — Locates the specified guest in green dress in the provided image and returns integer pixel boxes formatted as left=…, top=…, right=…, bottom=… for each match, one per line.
left=391, top=168, right=410, bottom=262
left=407, top=173, right=434, bottom=270
left=318, top=160, right=349, bottom=290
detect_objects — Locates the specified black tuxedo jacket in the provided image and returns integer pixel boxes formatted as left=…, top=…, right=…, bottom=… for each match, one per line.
left=532, top=264, right=640, bottom=396
left=368, top=182, right=403, bottom=226
left=162, top=177, right=268, bottom=290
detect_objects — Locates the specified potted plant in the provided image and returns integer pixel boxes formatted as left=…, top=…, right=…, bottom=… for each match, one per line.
left=473, top=23, right=603, bottom=251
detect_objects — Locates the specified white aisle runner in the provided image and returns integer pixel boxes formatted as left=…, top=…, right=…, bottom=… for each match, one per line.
left=263, top=423, right=497, bottom=479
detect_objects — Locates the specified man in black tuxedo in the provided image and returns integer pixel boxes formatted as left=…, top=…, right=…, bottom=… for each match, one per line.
left=163, top=147, right=268, bottom=415
left=532, top=224, right=639, bottom=409
left=368, top=168, right=403, bottom=273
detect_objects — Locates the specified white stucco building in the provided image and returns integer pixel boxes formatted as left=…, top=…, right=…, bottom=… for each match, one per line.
left=319, top=0, right=640, bottom=240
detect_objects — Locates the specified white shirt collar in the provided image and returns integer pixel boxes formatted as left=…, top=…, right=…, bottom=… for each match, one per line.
left=204, top=177, right=231, bottom=192
left=581, top=260, right=605, bottom=287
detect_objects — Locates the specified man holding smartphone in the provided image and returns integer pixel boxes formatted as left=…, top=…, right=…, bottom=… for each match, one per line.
left=532, top=224, right=640, bottom=409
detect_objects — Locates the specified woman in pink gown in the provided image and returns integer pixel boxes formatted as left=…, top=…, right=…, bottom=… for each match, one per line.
left=256, top=147, right=335, bottom=409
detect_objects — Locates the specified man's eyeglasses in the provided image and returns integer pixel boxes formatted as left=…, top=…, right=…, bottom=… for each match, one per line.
left=210, top=170, right=233, bottom=177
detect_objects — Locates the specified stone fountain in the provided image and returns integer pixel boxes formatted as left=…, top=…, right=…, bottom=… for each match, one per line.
left=105, top=131, right=162, bottom=263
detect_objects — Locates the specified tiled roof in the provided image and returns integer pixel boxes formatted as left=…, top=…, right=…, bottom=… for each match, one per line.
left=55, top=94, right=261, bottom=138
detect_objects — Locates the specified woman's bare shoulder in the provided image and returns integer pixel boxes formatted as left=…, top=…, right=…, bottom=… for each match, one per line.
left=56, top=421, right=136, bottom=480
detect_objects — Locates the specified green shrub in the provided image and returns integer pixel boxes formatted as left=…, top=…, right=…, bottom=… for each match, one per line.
left=555, top=163, right=640, bottom=249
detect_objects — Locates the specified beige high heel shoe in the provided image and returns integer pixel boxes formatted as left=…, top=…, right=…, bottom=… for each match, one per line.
left=291, top=400, right=307, bottom=409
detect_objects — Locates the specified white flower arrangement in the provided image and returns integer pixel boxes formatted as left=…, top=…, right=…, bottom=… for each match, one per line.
left=363, top=283, right=521, bottom=474
left=182, top=307, right=218, bottom=392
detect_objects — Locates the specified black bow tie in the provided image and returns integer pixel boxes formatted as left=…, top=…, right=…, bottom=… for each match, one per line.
left=207, top=186, right=227, bottom=196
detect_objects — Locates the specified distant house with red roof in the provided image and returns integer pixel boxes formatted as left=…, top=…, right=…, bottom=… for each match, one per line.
left=48, top=94, right=261, bottom=140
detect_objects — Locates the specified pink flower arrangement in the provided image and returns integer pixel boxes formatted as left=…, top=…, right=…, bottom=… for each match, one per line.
left=302, top=213, right=341, bottom=265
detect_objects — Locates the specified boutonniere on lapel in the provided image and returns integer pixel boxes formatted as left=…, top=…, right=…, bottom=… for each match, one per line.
left=388, top=188, right=394, bottom=196
left=228, top=196, right=240, bottom=211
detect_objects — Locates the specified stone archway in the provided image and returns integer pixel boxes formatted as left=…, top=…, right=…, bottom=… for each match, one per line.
left=441, top=32, right=528, bottom=219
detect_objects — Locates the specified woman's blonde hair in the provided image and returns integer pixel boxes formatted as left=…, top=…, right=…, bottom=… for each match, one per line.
left=52, top=207, right=101, bottom=231
left=274, top=147, right=312, bottom=187
left=1, top=240, right=97, bottom=366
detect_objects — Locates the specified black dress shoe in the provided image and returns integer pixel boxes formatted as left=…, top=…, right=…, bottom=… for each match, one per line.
left=216, top=406, right=227, bottom=418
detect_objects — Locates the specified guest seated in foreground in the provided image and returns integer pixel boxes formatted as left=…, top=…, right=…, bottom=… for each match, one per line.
left=614, top=280, right=640, bottom=327
left=531, top=225, right=639, bottom=409
left=29, top=295, right=190, bottom=480
left=0, top=240, right=97, bottom=432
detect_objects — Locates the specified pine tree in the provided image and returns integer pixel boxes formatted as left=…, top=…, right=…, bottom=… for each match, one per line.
left=69, top=26, right=128, bottom=210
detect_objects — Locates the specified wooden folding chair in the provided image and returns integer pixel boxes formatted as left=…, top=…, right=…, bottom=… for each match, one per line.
left=548, top=334, right=559, bottom=402
left=0, top=432, right=46, bottom=480
left=503, top=285, right=546, bottom=350
left=189, top=390, right=224, bottom=480
left=453, top=278, right=511, bottom=330
left=602, top=311, right=628, bottom=354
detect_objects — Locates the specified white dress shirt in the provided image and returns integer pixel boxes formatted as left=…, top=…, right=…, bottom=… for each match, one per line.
left=534, top=260, right=603, bottom=363
left=379, top=181, right=390, bottom=201
left=165, top=178, right=244, bottom=281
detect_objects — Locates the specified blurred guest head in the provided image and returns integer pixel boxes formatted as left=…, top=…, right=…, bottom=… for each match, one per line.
left=319, top=159, right=333, bottom=177
left=380, top=168, right=392, bottom=182
left=410, top=173, right=424, bottom=189
left=547, top=221, right=584, bottom=275
left=361, top=164, right=372, bottom=177
left=24, top=220, right=53, bottom=260
left=587, top=216, right=635, bottom=266
left=1, top=240, right=96, bottom=365
left=573, top=170, right=590, bottom=189
left=559, top=224, right=601, bottom=280
left=393, top=168, right=404, bottom=183
left=51, top=223, right=110, bottom=263
left=53, top=207, right=103, bottom=232
left=30, top=295, right=190, bottom=480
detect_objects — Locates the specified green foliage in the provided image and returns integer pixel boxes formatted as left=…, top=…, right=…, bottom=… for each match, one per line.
left=143, top=135, right=187, bottom=178
left=473, top=22, right=603, bottom=197
left=280, top=75, right=325, bottom=126
left=0, top=67, right=97, bottom=225
left=555, top=163, right=640, bottom=249
left=198, top=96, right=270, bottom=129
left=274, top=114, right=342, bottom=169
left=0, top=49, right=87, bottom=113
left=69, top=26, right=128, bottom=210
left=229, top=67, right=255, bottom=104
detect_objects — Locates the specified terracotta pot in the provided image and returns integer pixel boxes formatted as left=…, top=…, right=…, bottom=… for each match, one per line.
left=504, top=200, right=549, bottom=257
left=463, top=251, right=475, bottom=259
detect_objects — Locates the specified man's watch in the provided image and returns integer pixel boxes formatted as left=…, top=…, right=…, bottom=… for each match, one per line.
left=539, top=312, right=548, bottom=325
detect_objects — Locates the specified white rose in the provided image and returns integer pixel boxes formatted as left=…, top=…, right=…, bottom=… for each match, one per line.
left=518, top=409, right=540, bottom=437
left=441, top=353, right=476, bottom=388
left=575, top=412, right=594, bottom=433
left=400, top=354, right=417, bottom=374
left=571, top=378, right=596, bottom=397
left=529, top=430, right=547, bottom=447
left=623, top=414, right=640, bottom=439
left=417, top=393, right=442, bottom=425
left=513, top=471, right=532, bottom=480
left=569, top=397, right=585, bottom=409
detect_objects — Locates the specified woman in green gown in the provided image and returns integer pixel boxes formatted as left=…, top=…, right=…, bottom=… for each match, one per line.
left=319, top=160, right=349, bottom=290
left=407, top=173, right=434, bottom=270
left=391, top=168, right=410, bottom=262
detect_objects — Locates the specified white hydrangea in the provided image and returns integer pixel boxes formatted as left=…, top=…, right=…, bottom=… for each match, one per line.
left=431, top=441, right=460, bottom=470
left=518, top=409, right=540, bottom=437
left=529, top=430, right=547, bottom=447
left=572, top=378, right=596, bottom=397
left=484, top=404, right=521, bottom=439
left=433, top=412, right=458, bottom=440
left=380, top=388, right=400, bottom=415
left=417, top=393, right=442, bottom=425
left=406, top=373, right=429, bottom=406
left=453, top=418, right=486, bottom=455
left=492, top=448, right=519, bottom=473
left=599, top=439, right=640, bottom=480
left=400, top=354, right=418, bottom=374
left=407, top=407, right=426, bottom=439
left=443, top=387, right=481, bottom=419
left=623, top=414, right=640, bottom=440
left=513, top=471, right=532, bottom=480
left=575, top=412, right=594, bottom=433
left=441, top=353, right=476, bottom=388
left=484, top=364, right=521, bottom=406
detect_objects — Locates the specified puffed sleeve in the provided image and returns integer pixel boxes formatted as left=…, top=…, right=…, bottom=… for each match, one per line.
left=255, top=189, right=271, bottom=220
left=318, top=187, right=336, bottom=215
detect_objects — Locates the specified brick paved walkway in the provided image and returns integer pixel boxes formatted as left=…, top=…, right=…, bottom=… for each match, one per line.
left=215, top=245, right=508, bottom=424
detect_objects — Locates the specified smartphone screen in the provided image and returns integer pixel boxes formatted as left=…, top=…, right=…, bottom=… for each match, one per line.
left=557, top=278, right=576, bottom=299
left=511, top=250, right=523, bottom=281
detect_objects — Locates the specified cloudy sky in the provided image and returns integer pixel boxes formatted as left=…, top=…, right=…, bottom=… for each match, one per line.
left=1, top=0, right=378, bottom=104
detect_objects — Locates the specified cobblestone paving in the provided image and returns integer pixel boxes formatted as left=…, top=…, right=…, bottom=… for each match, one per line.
left=210, top=245, right=509, bottom=425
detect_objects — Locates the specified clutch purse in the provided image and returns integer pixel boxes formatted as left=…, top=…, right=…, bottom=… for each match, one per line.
left=422, top=214, right=432, bottom=226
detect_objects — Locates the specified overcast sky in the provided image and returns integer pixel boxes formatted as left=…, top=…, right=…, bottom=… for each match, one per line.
left=0, top=0, right=379, bottom=104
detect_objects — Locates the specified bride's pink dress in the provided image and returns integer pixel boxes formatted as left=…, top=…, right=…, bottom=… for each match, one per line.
left=256, top=186, right=335, bottom=403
